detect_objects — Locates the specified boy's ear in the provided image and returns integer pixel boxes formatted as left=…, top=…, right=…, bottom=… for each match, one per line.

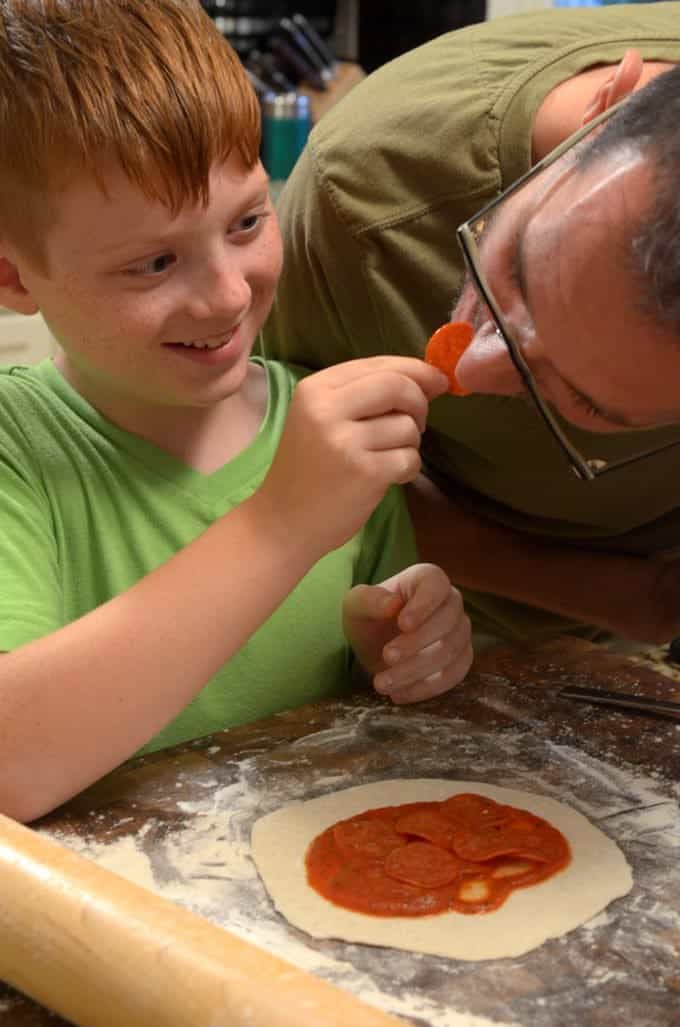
left=0, top=255, right=39, bottom=315
left=581, top=50, right=644, bottom=126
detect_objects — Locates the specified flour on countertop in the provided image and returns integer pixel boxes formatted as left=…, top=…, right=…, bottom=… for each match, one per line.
left=43, top=708, right=680, bottom=1027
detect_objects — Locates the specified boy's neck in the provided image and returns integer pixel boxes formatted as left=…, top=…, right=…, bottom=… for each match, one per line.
left=53, top=352, right=269, bottom=474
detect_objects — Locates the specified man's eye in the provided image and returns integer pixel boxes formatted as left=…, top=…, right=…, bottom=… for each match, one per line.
left=127, top=253, right=176, bottom=276
left=570, top=389, right=602, bottom=421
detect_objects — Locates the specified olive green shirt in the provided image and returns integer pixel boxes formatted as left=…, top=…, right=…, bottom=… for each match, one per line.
left=263, top=4, right=680, bottom=640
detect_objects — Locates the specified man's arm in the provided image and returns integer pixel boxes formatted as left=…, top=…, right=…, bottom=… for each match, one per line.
left=406, top=473, right=677, bottom=645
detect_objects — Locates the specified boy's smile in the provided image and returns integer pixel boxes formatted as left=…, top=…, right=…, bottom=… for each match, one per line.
left=7, top=153, right=282, bottom=449
left=163, top=325, right=245, bottom=363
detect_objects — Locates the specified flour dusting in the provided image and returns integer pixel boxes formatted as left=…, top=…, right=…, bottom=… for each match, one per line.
left=42, top=708, right=680, bottom=1027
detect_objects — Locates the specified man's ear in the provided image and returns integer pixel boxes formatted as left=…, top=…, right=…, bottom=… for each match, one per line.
left=0, top=255, right=39, bottom=315
left=581, top=50, right=644, bottom=125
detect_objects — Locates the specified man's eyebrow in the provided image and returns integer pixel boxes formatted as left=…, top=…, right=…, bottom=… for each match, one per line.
left=513, top=217, right=532, bottom=314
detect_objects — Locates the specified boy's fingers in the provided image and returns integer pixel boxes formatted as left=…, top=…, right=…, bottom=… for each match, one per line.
left=384, top=596, right=466, bottom=663
left=377, top=642, right=474, bottom=704
left=375, top=619, right=473, bottom=698
left=337, top=371, right=432, bottom=433
left=395, top=566, right=458, bottom=631
left=357, top=414, right=423, bottom=453
left=387, top=657, right=471, bottom=704
left=317, top=356, right=448, bottom=398
left=344, top=584, right=403, bottom=622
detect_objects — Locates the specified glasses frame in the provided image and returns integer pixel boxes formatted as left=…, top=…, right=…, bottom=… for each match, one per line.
left=456, top=102, right=680, bottom=481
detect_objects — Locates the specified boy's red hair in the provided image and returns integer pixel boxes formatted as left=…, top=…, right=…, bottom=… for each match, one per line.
left=0, top=0, right=261, bottom=260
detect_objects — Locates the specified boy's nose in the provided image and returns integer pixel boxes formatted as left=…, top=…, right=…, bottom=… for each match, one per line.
left=188, top=262, right=252, bottom=322
left=454, top=328, right=525, bottom=396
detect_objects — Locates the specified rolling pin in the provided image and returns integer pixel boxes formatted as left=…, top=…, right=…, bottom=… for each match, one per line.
left=0, top=813, right=407, bottom=1027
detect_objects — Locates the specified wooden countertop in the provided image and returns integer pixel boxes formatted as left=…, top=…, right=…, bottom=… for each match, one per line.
left=2, top=637, right=680, bottom=1026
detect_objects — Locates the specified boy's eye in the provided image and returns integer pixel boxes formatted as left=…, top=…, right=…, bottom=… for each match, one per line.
left=239, top=214, right=259, bottom=231
left=126, top=252, right=176, bottom=276
left=231, top=211, right=267, bottom=235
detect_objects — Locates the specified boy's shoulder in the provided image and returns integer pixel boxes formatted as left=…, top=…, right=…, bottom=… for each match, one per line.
left=0, top=362, right=78, bottom=463
left=0, top=361, right=53, bottom=412
left=0, top=361, right=62, bottom=420
left=0, top=360, right=51, bottom=391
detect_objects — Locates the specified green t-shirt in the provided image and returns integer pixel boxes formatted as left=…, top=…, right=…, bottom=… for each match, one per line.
left=263, top=3, right=680, bottom=640
left=0, top=358, right=417, bottom=754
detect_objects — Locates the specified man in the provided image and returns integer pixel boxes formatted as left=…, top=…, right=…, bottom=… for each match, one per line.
left=262, top=3, right=680, bottom=645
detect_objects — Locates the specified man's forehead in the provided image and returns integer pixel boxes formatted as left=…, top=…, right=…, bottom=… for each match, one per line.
left=533, top=146, right=651, bottom=242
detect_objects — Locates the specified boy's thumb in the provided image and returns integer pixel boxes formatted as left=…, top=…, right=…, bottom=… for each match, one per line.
left=345, top=584, right=403, bottom=622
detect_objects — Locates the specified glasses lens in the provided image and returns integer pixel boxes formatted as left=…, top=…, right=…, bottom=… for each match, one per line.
left=462, top=176, right=680, bottom=478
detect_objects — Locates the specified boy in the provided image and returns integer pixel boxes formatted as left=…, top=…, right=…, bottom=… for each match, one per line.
left=0, top=0, right=472, bottom=823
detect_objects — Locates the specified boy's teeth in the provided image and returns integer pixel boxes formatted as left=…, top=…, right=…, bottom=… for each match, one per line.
left=180, top=338, right=224, bottom=350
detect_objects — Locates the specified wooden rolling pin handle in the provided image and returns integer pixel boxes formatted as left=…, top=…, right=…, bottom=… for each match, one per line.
left=0, top=814, right=406, bottom=1027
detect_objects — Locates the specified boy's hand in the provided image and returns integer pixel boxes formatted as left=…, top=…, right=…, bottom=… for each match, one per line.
left=254, top=357, right=448, bottom=558
left=343, top=563, right=473, bottom=704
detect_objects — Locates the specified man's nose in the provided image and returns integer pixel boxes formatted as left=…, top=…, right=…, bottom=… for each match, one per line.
left=455, top=329, right=524, bottom=396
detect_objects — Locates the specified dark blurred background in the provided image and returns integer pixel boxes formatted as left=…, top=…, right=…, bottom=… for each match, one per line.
left=357, top=0, right=486, bottom=72
left=200, top=1, right=486, bottom=70
left=200, top=2, right=338, bottom=61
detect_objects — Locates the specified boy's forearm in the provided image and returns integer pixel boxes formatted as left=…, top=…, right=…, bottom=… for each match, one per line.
left=0, top=495, right=313, bottom=823
left=406, top=475, right=670, bottom=644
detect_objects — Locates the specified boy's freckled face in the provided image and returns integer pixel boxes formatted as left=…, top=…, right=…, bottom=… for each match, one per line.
left=18, top=153, right=282, bottom=416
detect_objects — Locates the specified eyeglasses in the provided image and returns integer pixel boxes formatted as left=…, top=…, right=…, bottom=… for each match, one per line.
left=456, top=103, right=680, bottom=482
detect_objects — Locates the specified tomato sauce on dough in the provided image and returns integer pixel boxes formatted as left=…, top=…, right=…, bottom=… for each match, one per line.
left=306, top=793, right=571, bottom=916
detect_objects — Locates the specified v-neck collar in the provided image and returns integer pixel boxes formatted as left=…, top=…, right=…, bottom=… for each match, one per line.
left=36, top=357, right=281, bottom=503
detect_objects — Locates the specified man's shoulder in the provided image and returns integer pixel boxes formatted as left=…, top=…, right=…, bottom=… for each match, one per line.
left=300, top=2, right=680, bottom=240
left=310, top=2, right=680, bottom=172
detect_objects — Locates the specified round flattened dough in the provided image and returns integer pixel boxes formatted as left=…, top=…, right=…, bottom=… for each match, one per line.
left=251, top=779, right=633, bottom=961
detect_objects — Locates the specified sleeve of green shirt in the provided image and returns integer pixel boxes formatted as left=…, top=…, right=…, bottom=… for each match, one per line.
left=354, top=484, right=418, bottom=589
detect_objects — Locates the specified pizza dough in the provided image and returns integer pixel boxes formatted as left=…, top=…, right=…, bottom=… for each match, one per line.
left=251, top=779, right=633, bottom=961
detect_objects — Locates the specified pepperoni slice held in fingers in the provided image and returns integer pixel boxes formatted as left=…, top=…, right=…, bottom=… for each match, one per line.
left=424, top=321, right=474, bottom=396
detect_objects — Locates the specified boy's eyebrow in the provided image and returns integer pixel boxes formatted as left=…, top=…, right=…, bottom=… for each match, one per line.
left=95, top=233, right=173, bottom=256
left=96, top=183, right=272, bottom=257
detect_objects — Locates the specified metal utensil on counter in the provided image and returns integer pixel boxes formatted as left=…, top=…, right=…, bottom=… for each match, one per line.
left=559, top=686, right=680, bottom=720
left=268, top=33, right=327, bottom=91
left=278, top=16, right=333, bottom=88
left=291, top=12, right=337, bottom=74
